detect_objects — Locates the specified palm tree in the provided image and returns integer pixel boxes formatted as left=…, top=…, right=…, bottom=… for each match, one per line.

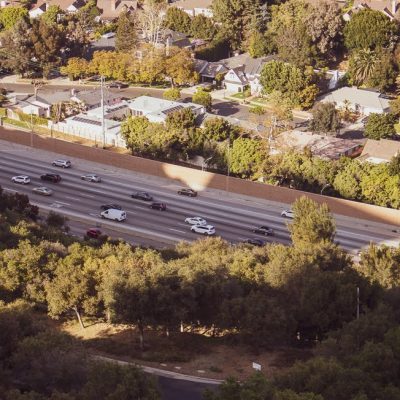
left=349, top=49, right=378, bottom=86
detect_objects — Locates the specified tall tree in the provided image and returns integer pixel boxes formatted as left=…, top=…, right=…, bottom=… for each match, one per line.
left=212, top=0, right=263, bottom=49
left=163, top=7, right=191, bottom=35
left=115, top=10, right=137, bottom=52
left=288, top=196, right=336, bottom=246
left=120, top=116, right=151, bottom=155
left=0, top=6, right=28, bottom=31
left=348, top=48, right=379, bottom=86
left=344, top=9, right=399, bottom=51
left=190, top=14, right=216, bottom=40
left=137, top=0, right=166, bottom=46
left=229, top=137, right=264, bottom=178
left=164, top=47, right=197, bottom=86
left=364, top=113, right=396, bottom=140
left=310, top=102, right=340, bottom=135
left=192, top=88, right=212, bottom=110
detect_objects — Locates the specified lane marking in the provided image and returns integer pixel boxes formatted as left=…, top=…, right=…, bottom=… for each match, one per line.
left=55, top=200, right=71, bottom=206
left=50, top=203, right=63, bottom=208
left=169, top=228, right=186, bottom=234
left=65, top=196, right=82, bottom=201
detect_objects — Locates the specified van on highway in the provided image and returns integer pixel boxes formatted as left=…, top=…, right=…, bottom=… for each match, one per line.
left=100, top=208, right=126, bottom=222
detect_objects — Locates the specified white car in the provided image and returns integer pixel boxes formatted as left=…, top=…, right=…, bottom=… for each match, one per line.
left=32, top=186, right=53, bottom=196
left=281, top=209, right=294, bottom=218
left=185, top=217, right=207, bottom=225
left=11, top=175, right=30, bottom=184
left=81, top=173, right=101, bottom=182
left=52, top=159, right=71, bottom=168
left=191, top=224, right=215, bottom=235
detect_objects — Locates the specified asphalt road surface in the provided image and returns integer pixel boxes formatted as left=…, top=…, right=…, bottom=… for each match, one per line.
left=0, top=140, right=399, bottom=253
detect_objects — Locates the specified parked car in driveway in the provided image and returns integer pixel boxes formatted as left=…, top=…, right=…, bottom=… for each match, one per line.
left=149, top=202, right=167, bottom=210
left=131, top=191, right=153, bottom=201
left=178, top=188, right=197, bottom=197
left=281, top=209, right=294, bottom=218
left=100, top=203, right=122, bottom=211
left=185, top=217, right=207, bottom=225
left=243, top=238, right=265, bottom=247
left=86, top=228, right=102, bottom=238
left=81, top=173, right=101, bottom=182
left=40, top=173, right=61, bottom=183
left=32, top=186, right=53, bottom=196
left=11, top=175, right=30, bottom=184
left=52, top=159, right=71, bottom=168
left=191, top=224, right=215, bottom=235
left=252, top=226, right=274, bottom=236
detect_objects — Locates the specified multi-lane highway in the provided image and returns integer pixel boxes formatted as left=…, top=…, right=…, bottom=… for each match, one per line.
left=0, top=140, right=399, bottom=252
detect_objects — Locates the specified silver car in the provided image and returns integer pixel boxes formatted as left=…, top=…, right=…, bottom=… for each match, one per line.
left=191, top=224, right=215, bottom=235
left=52, top=159, right=71, bottom=168
left=81, top=173, right=101, bottom=182
left=11, top=175, right=30, bottom=184
left=185, top=217, right=207, bottom=225
left=32, top=186, right=53, bottom=196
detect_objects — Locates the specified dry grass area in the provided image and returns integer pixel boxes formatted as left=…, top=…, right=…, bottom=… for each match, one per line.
left=63, top=321, right=312, bottom=380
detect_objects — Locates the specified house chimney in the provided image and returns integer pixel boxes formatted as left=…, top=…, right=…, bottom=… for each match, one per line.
left=392, top=0, right=397, bottom=16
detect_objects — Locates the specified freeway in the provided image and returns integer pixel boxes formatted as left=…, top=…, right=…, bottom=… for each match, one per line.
left=0, top=140, right=399, bottom=252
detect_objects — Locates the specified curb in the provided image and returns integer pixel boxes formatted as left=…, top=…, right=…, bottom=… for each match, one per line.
left=93, top=355, right=224, bottom=385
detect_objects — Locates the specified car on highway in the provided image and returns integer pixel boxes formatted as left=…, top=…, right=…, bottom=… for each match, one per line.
left=11, top=175, right=30, bottom=184
left=178, top=188, right=197, bottom=197
left=81, top=173, right=101, bottom=182
left=40, top=173, right=61, bottom=183
left=252, top=226, right=274, bottom=236
left=100, top=203, right=122, bottom=211
left=185, top=217, right=207, bottom=225
left=52, top=159, right=71, bottom=168
left=86, top=228, right=102, bottom=238
left=101, top=208, right=126, bottom=222
left=281, top=209, right=294, bottom=218
left=131, top=191, right=153, bottom=201
left=107, top=81, right=129, bottom=89
left=32, top=186, right=53, bottom=196
left=149, top=202, right=167, bottom=210
left=243, top=238, right=265, bottom=247
left=191, top=224, right=215, bottom=235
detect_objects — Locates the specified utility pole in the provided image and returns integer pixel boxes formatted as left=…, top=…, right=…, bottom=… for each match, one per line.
left=226, top=136, right=230, bottom=194
left=100, top=76, right=106, bottom=148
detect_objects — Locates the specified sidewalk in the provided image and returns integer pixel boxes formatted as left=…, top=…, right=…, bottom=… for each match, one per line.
left=93, top=355, right=223, bottom=385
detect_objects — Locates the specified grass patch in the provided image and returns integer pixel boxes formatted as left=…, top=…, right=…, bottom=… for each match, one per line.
left=4, top=117, right=30, bottom=129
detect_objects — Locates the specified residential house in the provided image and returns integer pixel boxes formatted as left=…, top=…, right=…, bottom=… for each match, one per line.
left=29, top=0, right=86, bottom=18
left=272, top=130, right=363, bottom=160
left=138, top=29, right=192, bottom=50
left=87, top=100, right=131, bottom=120
left=127, top=95, right=205, bottom=123
left=96, top=0, right=138, bottom=21
left=171, top=0, right=213, bottom=17
left=194, top=59, right=228, bottom=83
left=359, top=138, right=400, bottom=163
left=343, top=0, right=399, bottom=21
left=220, top=53, right=276, bottom=95
left=318, top=87, right=391, bottom=116
left=70, top=89, right=123, bottom=110
left=50, top=114, right=125, bottom=146
left=8, top=94, right=52, bottom=118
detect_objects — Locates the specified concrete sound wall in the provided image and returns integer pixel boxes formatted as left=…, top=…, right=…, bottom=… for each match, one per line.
left=1, top=127, right=399, bottom=226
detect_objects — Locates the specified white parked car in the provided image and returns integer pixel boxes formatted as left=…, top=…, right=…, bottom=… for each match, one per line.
left=191, top=224, right=215, bottom=235
left=52, top=159, right=71, bottom=168
left=32, top=186, right=53, bottom=196
left=281, top=209, right=294, bottom=218
left=11, top=175, right=30, bottom=184
left=185, top=216, right=207, bottom=225
left=81, top=173, right=101, bottom=182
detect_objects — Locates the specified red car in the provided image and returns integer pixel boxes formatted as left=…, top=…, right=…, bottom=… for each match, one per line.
left=86, top=228, right=102, bottom=238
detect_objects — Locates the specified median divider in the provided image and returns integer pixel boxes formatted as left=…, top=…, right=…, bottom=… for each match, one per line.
left=34, top=203, right=180, bottom=246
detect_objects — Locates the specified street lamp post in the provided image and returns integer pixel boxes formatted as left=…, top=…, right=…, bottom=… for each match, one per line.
left=320, top=183, right=331, bottom=195
left=226, top=137, right=230, bottom=193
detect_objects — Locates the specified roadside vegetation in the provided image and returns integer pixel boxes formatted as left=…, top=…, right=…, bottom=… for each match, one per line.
left=1, top=186, right=400, bottom=399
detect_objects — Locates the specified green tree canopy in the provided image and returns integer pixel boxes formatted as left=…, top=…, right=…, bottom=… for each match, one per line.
left=229, top=137, right=264, bottom=178
left=0, top=6, right=28, bottom=31
left=364, top=113, right=396, bottom=140
left=163, top=7, right=191, bottom=35
left=190, top=14, right=216, bottom=40
left=115, top=10, right=137, bottom=52
left=192, top=88, right=212, bottom=110
left=344, top=9, right=399, bottom=51
left=310, top=102, right=340, bottom=134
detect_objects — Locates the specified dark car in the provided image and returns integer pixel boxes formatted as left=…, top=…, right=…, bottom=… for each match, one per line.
left=107, top=81, right=129, bottom=89
left=100, top=204, right=122, bottom=211
left=177, top=188, right=197, bottom=197
left=40, top=173, right=61, bottom=183
left=252, top=226, right=275, bottom=236
left=131, top=191, right=153, bottom=201
left=86, top=228, right=102, bottom=239
left=149, top=202, right=167, bottom=211
left=244, top=238, right=265, bottom=247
